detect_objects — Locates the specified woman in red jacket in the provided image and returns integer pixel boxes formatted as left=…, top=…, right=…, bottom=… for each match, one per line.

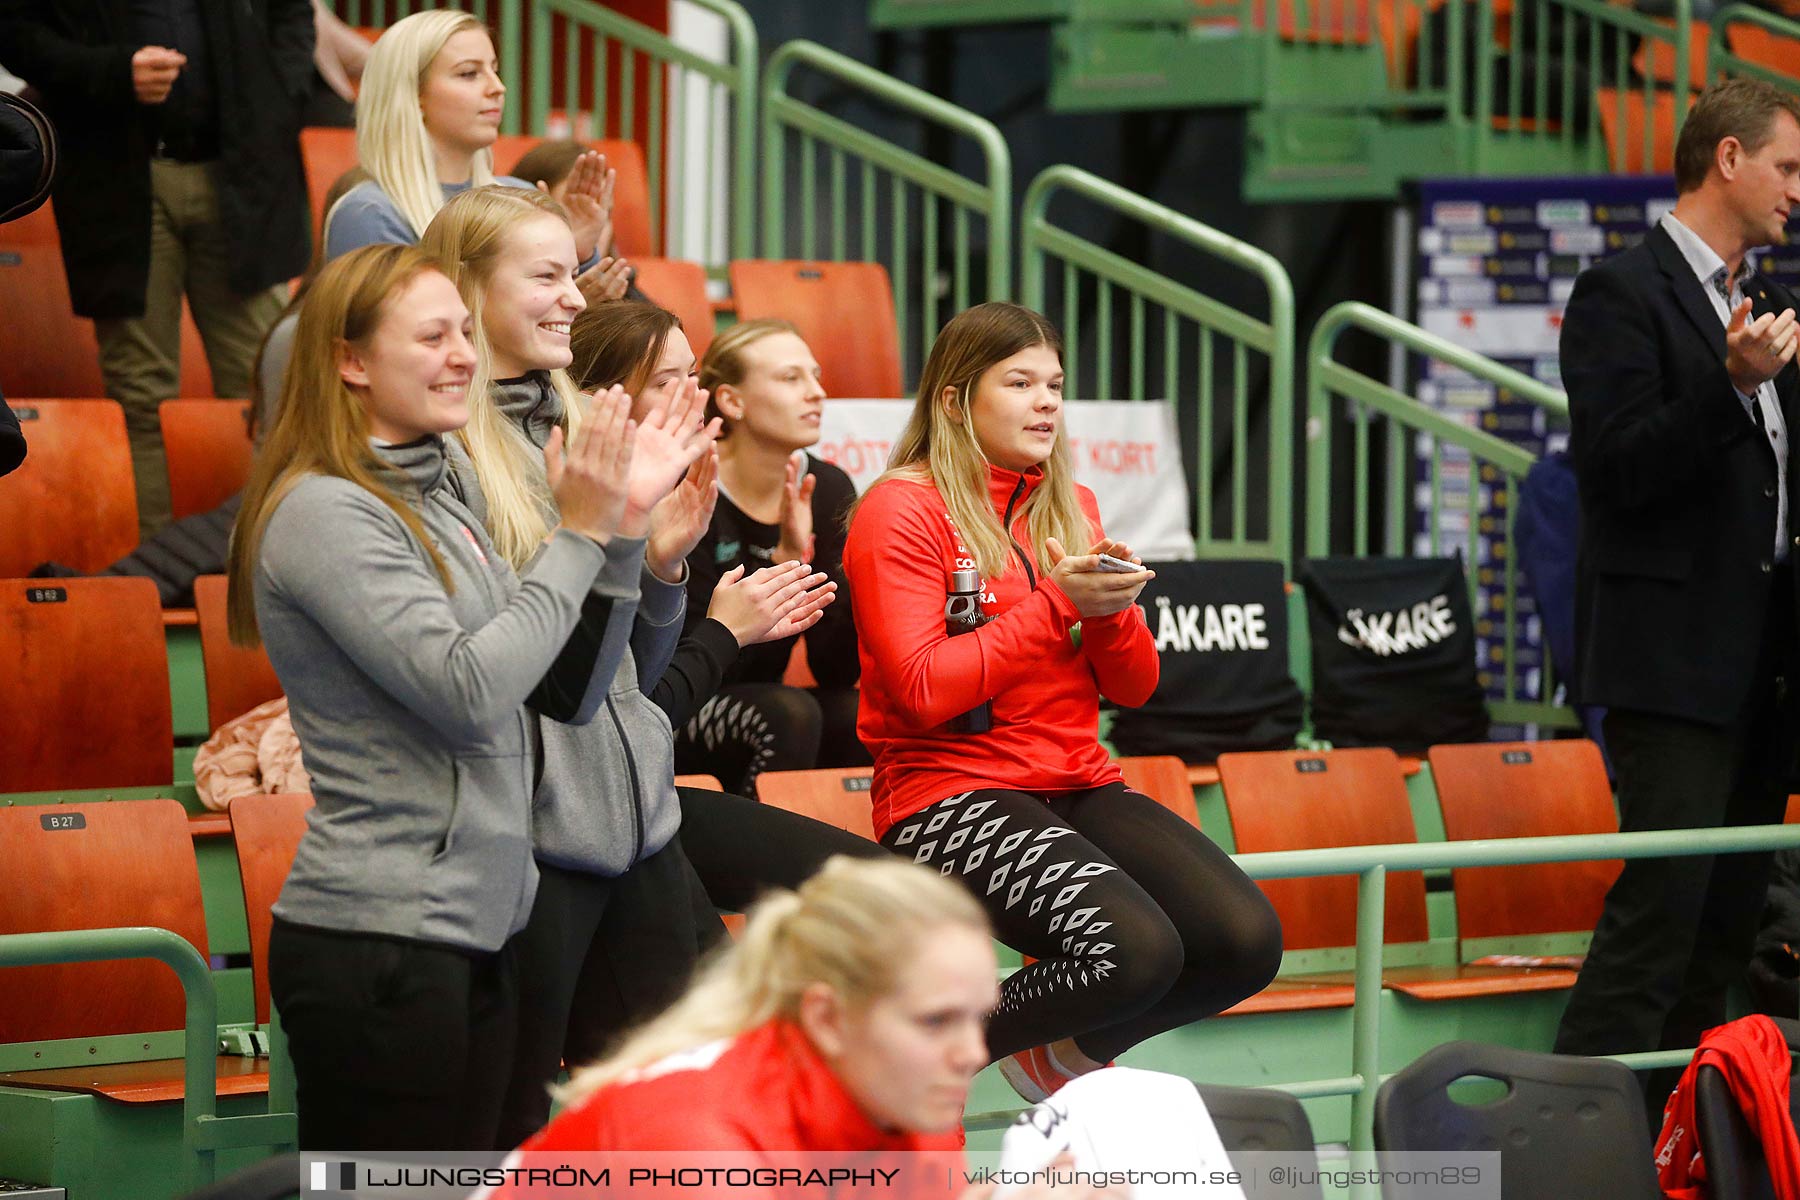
left=844, top=302, right=1282, bottom=1104
left=503, top=856, right=988, bottom=1161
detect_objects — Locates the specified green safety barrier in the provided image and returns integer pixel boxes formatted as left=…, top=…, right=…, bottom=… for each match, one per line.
left=521, top=0, right=758, bottom=265
left=967, top=821, right=1800, bottom=1156
left=1307, top=301, right=1574, bottom=729
left=1710, top=3, right=1800, bottom=90
left=761, top=39, right=1012, bottom=389
left=0, top=927, right=297, bottom=1191
left=1020, top=165, right=1294, bottom=565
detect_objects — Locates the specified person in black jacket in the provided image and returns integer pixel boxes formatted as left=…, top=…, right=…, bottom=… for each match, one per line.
left=682, top=318, right=869, bottom=795
left=0, top=89, right=55, bottom=478
left=0, top=0, right=314, bottom=537
left=1557, top=78, right=1800, bottom=1098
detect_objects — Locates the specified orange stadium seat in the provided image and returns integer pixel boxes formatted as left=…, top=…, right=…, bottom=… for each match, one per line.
left=492, top=134, right=655, bottom=258
left=1426, top=739, right=1619, bottom=962
left=1596, top=86, right=1680, bottom=175
left=193, top=575, right=284, bottom=732
left=0, top=399, right=138, bottom=576
left=1728, top=20, right=1800, bottom=82
left=728, top=260, right=903, bottom=398
left=1115, top=755, right=1201, bottom=829
left=161, top=400, right=254, bottom=522
left=0, top=577, right=173, bottom=794
left=228, top=792, right=315, bottom=1025
left=301, top=126, right=360, bottom=235
left=756, top=767, right=878, bottom=841
left=1218, top=746, right=1584, bottom=1005
left=0, top=203, right=212, bottom=398
left=674, top=774, right=725, bottom=791
left=631, top=258, right=715, bottom=359
left=0, top=799, right=267, bottom=1102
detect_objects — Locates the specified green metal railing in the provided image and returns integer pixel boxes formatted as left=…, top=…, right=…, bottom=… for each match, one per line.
left=1021, top=166, right=1294, bottom=564
left=1307, top=302, right=1572, bottom=727
left=1710, top=4, right=1800, bottom=91
left=968, top=822, right=1800, bottom=1153
left=762, top=40, right=1012, bottom=391
left=0, top=927, right=297, bottom=1190
left=1264, top=0, right=1691, bottom=172
left=522, top=0, right=758, bottom=265
left=1473, top=0, right=1691, bottom=174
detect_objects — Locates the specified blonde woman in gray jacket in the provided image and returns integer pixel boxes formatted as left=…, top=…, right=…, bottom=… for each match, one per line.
left=421, top=186, right=836, bottom=1147
left=226, top=243, right=704, bottom=1152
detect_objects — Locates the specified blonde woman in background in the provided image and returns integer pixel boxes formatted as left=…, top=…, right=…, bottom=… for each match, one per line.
left=419, top=186, right=833, bottom=1148
left=323, top=9, right=610, bottom=265
left=676, top=319, right=869, bottom=798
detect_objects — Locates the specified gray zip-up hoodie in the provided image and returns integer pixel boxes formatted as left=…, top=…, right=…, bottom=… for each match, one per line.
left=449, top=375, right=686, bottom=876
left=256, top=435, right=609, bottom=952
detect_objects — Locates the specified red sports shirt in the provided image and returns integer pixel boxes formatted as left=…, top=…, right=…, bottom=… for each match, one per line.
left=843, top=464, right=1158, bottom=838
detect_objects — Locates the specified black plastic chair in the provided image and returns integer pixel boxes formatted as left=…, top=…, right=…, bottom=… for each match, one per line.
left=1373, top=1041, right=1661, bottom=1199
left=1196, top=1083, right=1324, bottom=1199
left=1694, top=1017, right=1800, bottom=1200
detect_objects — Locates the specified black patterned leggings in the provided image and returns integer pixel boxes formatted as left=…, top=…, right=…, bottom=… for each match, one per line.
left=672, top=683, right=867, bottom=796
left=880, top=782, right=1283, bottom=1063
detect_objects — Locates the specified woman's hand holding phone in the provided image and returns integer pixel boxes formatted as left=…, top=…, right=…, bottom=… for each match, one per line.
left=1044, top=537, right=1155, bottom=618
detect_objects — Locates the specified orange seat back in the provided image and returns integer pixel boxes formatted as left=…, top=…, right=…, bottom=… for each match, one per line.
left=1216, top=747, right=1429, bottom=950
left=674, top=774, right=724, bottom=791
left=0, top=799, right=206, bottom=1041
left=1116, top=755, right=1201, bottom=829
left=0, top=577, right=173, bottom=793
left=1426, top=740, right=1620, bottom=941
left=0, top=204, right=212, bottom=399
left=630, top=258, right=715, bottom=360
left=1728, top=21, right=1800, bottom=82
left=0, top=400, right=139, bottom=576
left=161, top=400, right=253, bottom=522
left=1595, top=86, right=1681, bottom=174
left=228, top=793, right=315, bottom=1025
left=193, top=575, right=284, bottom=732
left=756, top=767, right=877, bottom=841
left=302, top=126, right=361, bottom=237
left=728, top=260, right=903, bottom=399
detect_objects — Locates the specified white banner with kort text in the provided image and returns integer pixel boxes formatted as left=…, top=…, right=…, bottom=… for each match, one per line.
left=813, top=399, right=1195, bottom=560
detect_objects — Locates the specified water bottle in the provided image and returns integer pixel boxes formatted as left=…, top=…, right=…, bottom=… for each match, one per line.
left=945, top=567, right=992, bottom=733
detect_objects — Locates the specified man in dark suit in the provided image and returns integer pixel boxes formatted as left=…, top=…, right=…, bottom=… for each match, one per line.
left=0, top=0, right=313, bottom=535
left=1558, top=78, right=1800, bottom=1082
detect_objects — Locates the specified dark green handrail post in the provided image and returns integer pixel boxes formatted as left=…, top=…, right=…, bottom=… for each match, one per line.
left=498, top=0, right=523, bottom=135
left=0, top=927, right=218, bottom=1189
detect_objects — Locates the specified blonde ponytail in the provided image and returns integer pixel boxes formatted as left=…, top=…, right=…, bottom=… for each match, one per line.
left=557, top=857, right=989, bottom=1103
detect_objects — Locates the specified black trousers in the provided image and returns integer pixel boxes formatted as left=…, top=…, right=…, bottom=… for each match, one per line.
left=672, top=684, right=869, bottom=797
left=882, top=783, right=1283, bottom=1062
left=676, top=784, right=889, bottom=913
left=269, top=919, right=517, bottom=1152
left=494, top=841, right=709, bottom=1150
left=1556, top=571, right=1795, bottom=1077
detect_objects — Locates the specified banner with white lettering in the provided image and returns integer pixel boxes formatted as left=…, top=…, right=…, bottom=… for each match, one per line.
left=813, top=400, right=1195, bottom=560
left=1297, top=556, right=1488, bottom=752
left=1109, top=560, right=1304, bottom=761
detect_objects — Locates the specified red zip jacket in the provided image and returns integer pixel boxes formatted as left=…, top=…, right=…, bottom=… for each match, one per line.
left=1655, top=1014, right=1800, bottom=1200
left=490, top=1020, right=961, bottom=1194
left=843, top=463, right=1159, bottom=839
